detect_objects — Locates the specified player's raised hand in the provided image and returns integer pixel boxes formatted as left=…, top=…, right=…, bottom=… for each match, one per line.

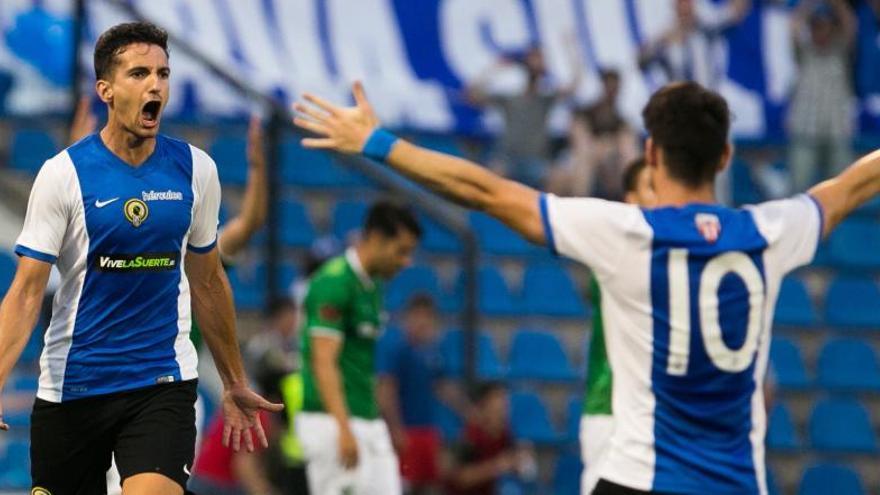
left=221, top=385, right=284, bottom=452
left=293, top=81, right=380, bottom=154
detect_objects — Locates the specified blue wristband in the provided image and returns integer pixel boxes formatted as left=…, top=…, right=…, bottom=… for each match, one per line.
left=362, top=128, right=399, bottom=162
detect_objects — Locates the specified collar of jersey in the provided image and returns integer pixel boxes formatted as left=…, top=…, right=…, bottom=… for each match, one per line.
left=345, top=247, right=375, bottom=289
left=94, top=133, right=163, bottom=177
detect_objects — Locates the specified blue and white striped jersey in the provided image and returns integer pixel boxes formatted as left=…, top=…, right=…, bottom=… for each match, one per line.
left=15, top=134, right=220, bottom=403
left=540, top=193, right=822, bottom=495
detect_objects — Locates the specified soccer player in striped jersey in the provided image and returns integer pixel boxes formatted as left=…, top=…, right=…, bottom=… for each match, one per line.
left=0, top=22, right=281, bottom=495
left=293, top=80, right=880, bottom=494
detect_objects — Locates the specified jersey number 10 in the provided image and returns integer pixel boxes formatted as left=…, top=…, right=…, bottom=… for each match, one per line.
left=665, top=249, right=765, bottom=376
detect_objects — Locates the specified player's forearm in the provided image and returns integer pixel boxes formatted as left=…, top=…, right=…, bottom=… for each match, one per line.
left=313, top=356, right=352, bottom=429
left=191, top=266, right=247, bottom=388
left=376, top=378, right=404, bottom=433
left=232, top=453, right=276, bottom=495
left=809, top=149, right=880, bottom=236
left=0, top=285, right=44, bottom=388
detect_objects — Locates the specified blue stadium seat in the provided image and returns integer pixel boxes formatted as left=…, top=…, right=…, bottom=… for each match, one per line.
left=209, top=135, right=248, bottom=185
left=0, top=440, right=30, bottom=487
left=281, top=139, right=369, bottom=187
left=508, top=330, right=578, bottom=381
left=766, top=402, right=800, bottom=451
left=773, top=277, right=816, bottom=327
left=829, top=219, right=880, bottom=269
left=730, top=158, right=762, bottom=206
left=331, top=200, right=368, bottom=242
left=817, top=339, right=880, bottom=391
left=553, top=451, right=583, bottom=495
left=766, top=467, right=781, bottom=495
left=824, top=276, right=880, bottom=329
left=385, top=265, right=445, bottom=312
left=510, top=391, right=562, bottom=444
left=0, top=252, right=15, bottom=297
left=10, top=129, right=58, bottom=174
left=434, top=401, right=463, bottom=443
left=522, top=264, right=587, bottom=317
left=419, top=214, right=461, bottom=253
left=456, top=266, right=519, bottom=316
left=227, top=263, right=297, bottom=311
left=798, top=463, right=865, bottom=495
left=809, top=398, right=878, bottom=453
left=769, top=337, right=811, bottom=389
left=440, top=329, right=506, bottom=379
left=9, top=374, right=38, bottom=393
left=469, top=212, right=537, bottom=256
left=279, top=199, right=317, bottom=248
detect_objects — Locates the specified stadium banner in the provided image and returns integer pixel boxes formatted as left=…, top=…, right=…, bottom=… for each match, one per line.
left=0, top=0, right=836, bottom=138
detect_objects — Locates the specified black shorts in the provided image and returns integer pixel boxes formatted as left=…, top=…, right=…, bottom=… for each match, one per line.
left=593, top=479, right=678, bottom=495
left=30, top=379, right=197, bottom=495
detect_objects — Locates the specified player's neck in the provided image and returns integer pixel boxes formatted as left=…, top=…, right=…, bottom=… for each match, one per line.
left=99, top=122, right=156, bottom=167
left=654, top=181, right=717, bottom=207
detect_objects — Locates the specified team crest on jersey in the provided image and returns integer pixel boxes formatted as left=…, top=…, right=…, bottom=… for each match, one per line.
left=124, top=198, right=149, bottom=227
left=695, top=213, right=721, bottom=243
left=31, top=488, right=52, bottom=495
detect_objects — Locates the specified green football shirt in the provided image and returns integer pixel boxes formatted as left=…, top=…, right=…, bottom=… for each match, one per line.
left=583, top=275, right=612, bottom=416
left=301, top=249, right=383, bottom=419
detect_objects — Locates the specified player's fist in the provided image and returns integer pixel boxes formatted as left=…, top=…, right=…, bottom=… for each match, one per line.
left=338, top=425, right=359, bottom=469
left=293, top=81, right=380, bottom=155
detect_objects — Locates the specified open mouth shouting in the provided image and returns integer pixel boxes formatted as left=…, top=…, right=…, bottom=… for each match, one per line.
left=140, top=100, right=162, bottom=129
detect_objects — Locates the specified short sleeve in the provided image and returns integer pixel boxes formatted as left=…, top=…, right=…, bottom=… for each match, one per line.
left=15, top=155, right=72, bottom=264
left=187, top=145, right=221, bottom=253
left=540, top=193, right=648, bottom=277
left=304, top=274, right=351, bottom=339
left=747, top=194, right=822, bottom=274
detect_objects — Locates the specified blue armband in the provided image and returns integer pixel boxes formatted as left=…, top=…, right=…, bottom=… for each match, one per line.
left=361, top=128, right=399, bottom=162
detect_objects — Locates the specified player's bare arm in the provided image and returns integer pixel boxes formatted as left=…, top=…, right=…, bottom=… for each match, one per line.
left=376, top=374, right=407, bottom=454
left=0, top=258, right=51, bottom=431
left=217, top=116, right=268, bottom=259
left=293, top=82, right=545, bottom=245
left=809, top=148, right=880, bottom=238
left=311, top=335, right=359, bottom=469
left=185, top=247, right=283, bottom=452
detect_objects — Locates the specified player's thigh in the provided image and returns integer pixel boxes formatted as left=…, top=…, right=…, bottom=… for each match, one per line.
left=121, top=473, right=182, bottom=495
left=357, top=420, right=401, bottom=495
left=30, top=397, right=116, bottom=495
left=114, top=381, right=197, bottom=492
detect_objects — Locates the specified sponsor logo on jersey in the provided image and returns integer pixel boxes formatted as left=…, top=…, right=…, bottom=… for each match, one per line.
left=156, top=375, right=176, bottom=384
left=319, top=304, right=342, bottom=322
left=95, top=252, right=180, bottom=272
left=695, top=213, right=721, bottom=243
left=142, top=190, right=184, bottom=201
left=124, top=198, right=149, bottom=227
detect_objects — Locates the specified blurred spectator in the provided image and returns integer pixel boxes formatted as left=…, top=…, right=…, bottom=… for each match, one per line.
left=189, top=410, right=279, bottom=495
left=443, top=382, right=536, bottom=495
left=376, top=294, right=471, bottom=495
left=466, top=44, right=581, bottom=188
left=244, top=296, right=300, bottom=380
left=787, top=0, right=856, bottom=193
left=549, top=69, right=639, bottom=199
left=638, top=0, right=752, bottom=89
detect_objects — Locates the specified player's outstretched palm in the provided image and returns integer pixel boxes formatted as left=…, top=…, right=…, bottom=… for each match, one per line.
left=221, top=385, right=284, bottom=452
left=293, top=81, right=379, bottom=154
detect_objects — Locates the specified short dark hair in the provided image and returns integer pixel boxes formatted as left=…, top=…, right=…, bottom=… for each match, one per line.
left=363, top=200, right=422, bottom=239
left=470, top=381, right=506, bottom=404
left=405, top=293, right=436, bottom=313
left=642, top=82, right=730, bottom=188
left=622, top=157, right=647, bottom=194
left=264, top=296, right=296, bottom=319
left=94, top=22, right=169, bottom=80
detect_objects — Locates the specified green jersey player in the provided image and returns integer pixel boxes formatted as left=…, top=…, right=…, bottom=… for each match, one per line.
left=580, top=158, right=655, bottom=493
left=297, top=200, right=421, bottom=495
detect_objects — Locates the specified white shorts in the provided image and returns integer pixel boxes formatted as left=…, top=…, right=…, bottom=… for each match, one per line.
left=580, top=414, right=614, bottom=495
left=297, top=412, right=401, bottom=495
